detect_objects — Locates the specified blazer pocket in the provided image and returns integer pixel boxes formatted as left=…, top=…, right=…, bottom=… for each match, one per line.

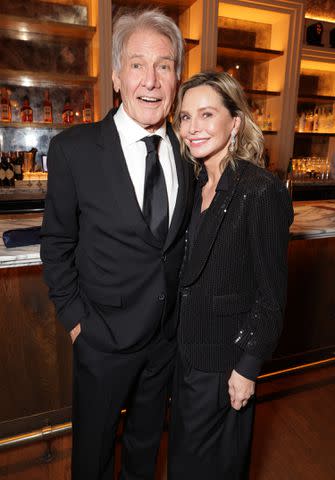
left=81, top=284, right=122, bottom=308
left=213, top=292, right=253, bottom=316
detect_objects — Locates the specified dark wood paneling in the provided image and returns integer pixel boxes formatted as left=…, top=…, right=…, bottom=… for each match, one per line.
left=0, top=266, right=72, bottom=434
left=273, top=237, right=335, bottom=361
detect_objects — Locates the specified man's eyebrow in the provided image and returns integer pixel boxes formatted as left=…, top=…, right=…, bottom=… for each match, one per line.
left=128, top=54, right=175, bottom=62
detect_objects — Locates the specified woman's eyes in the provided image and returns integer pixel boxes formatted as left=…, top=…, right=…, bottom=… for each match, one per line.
left=180, top=112, right=212, bottom=121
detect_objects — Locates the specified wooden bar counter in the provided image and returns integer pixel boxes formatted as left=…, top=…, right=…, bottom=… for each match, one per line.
left=0, top=201, right=335, bottom=440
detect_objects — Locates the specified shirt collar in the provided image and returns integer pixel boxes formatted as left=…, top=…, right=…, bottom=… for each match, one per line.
left=114, top=103, right=167, bottom=146
left=198, top=165, right=229, bottom=192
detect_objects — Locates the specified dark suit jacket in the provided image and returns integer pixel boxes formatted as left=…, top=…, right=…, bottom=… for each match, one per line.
left=178, top=160, right=294, bottom=381
left=40, top=109, right=194, bottom=353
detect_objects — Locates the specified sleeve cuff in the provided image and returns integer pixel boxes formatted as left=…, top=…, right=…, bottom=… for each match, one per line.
left=235, top=353, right=263, bottom=381
left=58, top=297, right=87, bottom=333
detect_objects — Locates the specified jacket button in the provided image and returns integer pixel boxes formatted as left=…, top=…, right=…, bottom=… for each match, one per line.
left=161, top=254, right=167, bottom=262
left=158, top=293, right=166, bottom=301
left=182, top=287, right=190, bottom=297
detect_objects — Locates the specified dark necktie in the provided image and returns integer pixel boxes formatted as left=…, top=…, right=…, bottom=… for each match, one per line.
left=141, top=135, right=169, bottom=242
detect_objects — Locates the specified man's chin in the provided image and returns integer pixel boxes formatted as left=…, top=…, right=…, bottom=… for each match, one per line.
left=139, top=115, right=166, bottom=132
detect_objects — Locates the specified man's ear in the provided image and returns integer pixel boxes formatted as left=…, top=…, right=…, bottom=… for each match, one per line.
left=112, top=71, right=120, bottom=93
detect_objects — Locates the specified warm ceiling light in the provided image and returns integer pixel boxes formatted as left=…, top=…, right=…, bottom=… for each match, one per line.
left=305, top=15, right=335, bottom=24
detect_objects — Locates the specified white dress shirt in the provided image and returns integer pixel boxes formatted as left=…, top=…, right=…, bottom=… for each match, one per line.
left=114, top=104, right=178, bottom=225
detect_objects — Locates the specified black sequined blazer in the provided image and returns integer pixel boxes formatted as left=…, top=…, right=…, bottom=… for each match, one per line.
left=178, top=159, right=294, bottom=381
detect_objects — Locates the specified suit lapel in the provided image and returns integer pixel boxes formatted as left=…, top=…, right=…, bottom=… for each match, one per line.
left=164, top=124, right=190, bottom=252
left=97, top=110, right=162, bottom=249
left=181, top=161, right=249, bottom=286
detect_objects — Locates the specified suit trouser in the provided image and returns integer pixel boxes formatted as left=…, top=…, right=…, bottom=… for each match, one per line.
left=71, top=332, right=176, bottom=480
left=168, top=352, right=255, bottom=480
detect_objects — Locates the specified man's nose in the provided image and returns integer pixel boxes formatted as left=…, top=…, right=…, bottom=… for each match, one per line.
left=142, top=66, right=159, bottom=90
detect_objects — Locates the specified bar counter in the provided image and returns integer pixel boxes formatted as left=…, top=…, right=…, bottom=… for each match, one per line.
left=1, top=200, right=335, bottom=267
left=0, top=201, right=335, bottom=439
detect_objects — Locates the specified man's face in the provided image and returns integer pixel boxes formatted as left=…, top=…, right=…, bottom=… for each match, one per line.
left=112, top=28, right=178, bottom=132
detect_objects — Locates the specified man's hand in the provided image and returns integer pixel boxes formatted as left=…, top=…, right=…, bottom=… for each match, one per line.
left=228, top=369, right=255, bottom=411
left=70, top=323, right=81, bottom=344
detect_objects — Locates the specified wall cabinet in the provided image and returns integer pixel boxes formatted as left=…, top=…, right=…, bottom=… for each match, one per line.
left=2, top=0, right=335, bottom=205
left=293, top=18, right=335, bottom=187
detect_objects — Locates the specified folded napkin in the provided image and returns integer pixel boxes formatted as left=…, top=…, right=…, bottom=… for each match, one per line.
left=2, top=226, right=41, bottom=248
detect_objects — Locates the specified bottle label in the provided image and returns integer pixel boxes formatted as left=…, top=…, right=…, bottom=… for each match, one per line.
left=22, top=108, right=33, bottom=122
left=83, top=108, right=92, bottom=122
left=44, top=106, right=52, bottom=122
left=1, top=104, right=11, bottom=121
left=6, top=169, right=14, bottom=180
left=0, top=168, right=6, bottom=180
left=14, top=165, right=22, bottom=174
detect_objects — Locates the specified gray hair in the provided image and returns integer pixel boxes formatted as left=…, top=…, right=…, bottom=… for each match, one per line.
left=112, top=8, right=184, bottom=80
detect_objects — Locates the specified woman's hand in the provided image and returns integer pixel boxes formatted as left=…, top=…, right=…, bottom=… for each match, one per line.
left=228, top=369, right=255, bottom=410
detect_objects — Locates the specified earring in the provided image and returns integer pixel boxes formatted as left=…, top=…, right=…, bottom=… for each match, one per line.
left=229, top=128, right=237, bottom=152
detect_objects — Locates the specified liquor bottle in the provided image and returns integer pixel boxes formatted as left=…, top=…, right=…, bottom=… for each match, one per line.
left=6, top=153, right=15, bottom=187
left=82, top=90, right=93, bottom=123
left=12, top=151, right=23, bottom=181
left=1, top=88, right=11, bottom=122
left=1, top=153, right=15, bottom=187
left=298, top=112, right=306, bottom=132
left=313, top=107, right=319, bottom=132
left=62, top=97, right=74, bottom=125
left=266, top=113, right=272, bottom=131
left=319, top=107, right=325, bottom=132
left=43, top=90, right=53, bottom=123
left=21, top=95, right=33, bottom=122
left=257, top=109, right=264, bottom=130
left=0, top=153, right=6, bottom=187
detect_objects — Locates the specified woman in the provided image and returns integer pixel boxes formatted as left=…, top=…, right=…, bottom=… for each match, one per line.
left=168, top=72, right=294, bottom=479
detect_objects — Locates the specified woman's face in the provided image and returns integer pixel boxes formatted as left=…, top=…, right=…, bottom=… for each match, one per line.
left=179, top=85, right=239, bottom=165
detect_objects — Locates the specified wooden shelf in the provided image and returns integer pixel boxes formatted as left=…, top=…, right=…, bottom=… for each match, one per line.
left=0, top=122, right=74, bottom=130
left=298, top=94, right=335, bottom=104
left=295, top=131, right=335, bottom=137
left=0, top=69, right=97, bottom=88
left=112, top=0, right=196, bottom=14
left=262, top=130, right=278, bottom=135
left=217, top=45, right=284, bottom=63
left=185, top=38, right=199, bottom=52
left=0, top=14, right=96, bottom=41
left=245, top=89, right=281, bottom=98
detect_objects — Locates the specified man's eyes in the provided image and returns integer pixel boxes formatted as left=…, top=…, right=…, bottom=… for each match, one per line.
left=159, top=64, right=171, bottom=71
left=203, top=112, right=212, bottom=118
left=130, top=62, right=172, bottom=71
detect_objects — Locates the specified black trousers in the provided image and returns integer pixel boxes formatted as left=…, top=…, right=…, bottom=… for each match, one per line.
left=71, top=332, right=176, bottom=480
left=168, top=352, right=255, bottom=480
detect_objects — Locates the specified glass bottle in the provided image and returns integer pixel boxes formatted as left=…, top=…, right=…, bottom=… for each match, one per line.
left=298, top=112, right=306, bottom=132
left=21, top=95, right=33, bottom=123
left=1, top=152, right=15, bottom=187
left=13, top=151, right=23, bottom=181
left=1, top=88, right=11, bottom=122
left=0, top=153, right=6, bottom=187
left=82, top=90, right=93, bottom=123
left=43, top=90, right=53, bottom=123
left=62, top=97, right=74, bottom=125
left=313, top=107, right=319, bottom=132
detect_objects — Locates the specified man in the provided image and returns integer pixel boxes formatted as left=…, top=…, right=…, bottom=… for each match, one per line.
left=40, top=9, right=193, bottom=480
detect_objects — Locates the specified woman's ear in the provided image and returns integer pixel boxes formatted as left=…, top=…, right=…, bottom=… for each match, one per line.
left=234, top=116, right=241, bottom=133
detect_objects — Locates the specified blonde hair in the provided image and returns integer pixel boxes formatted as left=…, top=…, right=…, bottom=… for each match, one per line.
left=173, top=71, right=264, bottom=175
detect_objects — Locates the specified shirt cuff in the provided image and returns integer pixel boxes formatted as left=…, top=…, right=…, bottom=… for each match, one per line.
left=235, top=353, right=263, bottom=381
